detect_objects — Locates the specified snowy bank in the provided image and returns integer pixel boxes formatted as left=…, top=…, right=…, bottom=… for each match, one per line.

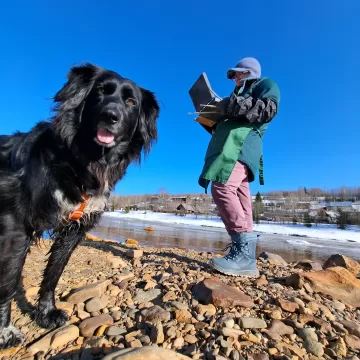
left=103, top=210, right=360, bottom=242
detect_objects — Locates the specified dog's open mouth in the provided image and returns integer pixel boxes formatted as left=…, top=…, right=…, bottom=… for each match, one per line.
left=96, top=128, right=115, bottom=145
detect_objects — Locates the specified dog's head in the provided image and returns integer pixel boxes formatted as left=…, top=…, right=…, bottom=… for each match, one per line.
left=52, top=63, right=159, bottom=162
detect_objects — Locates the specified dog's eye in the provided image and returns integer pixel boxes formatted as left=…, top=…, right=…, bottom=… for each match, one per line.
left=125, top=99, right=136, bottom=106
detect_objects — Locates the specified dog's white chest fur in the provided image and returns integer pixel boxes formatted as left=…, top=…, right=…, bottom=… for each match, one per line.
left=54, top=189, right=108, bottom=220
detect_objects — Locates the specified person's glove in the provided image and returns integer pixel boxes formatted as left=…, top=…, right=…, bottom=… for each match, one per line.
left=227, top=96, right=253, bottom=118
left=215, top=97, right=231, bottom=118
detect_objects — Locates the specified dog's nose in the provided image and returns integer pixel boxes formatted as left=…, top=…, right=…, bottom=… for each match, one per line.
left=101, top=108, right=119, bottom=123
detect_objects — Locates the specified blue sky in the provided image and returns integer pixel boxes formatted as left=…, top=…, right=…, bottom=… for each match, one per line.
left=0, top=0, right=359, bottom=196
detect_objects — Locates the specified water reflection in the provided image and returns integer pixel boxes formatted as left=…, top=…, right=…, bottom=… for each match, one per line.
left=90, top=217, right=360, bottom=263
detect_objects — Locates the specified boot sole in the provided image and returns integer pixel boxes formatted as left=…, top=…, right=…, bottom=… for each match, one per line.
left=211, top=262, right=259, bottom=277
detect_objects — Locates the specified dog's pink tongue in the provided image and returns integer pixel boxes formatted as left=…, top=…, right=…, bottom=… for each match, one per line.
left=97, top=128, right=114, bottom=144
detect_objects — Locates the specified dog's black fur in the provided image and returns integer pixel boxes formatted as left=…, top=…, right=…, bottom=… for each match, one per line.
left=0, top=63, right=159, bottom=348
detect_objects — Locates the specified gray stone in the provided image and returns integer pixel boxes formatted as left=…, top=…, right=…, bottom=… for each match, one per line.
left=106, top=326, right=127, bottom=336
left=141, top=305, right=171, bottom=324
left=85, top=296, right=107, bottom=313
left=304, top=340, right=324, bottom=357
left=239, top=317, right=267, bottom=329
left=134, top=289, right=162, bottom=304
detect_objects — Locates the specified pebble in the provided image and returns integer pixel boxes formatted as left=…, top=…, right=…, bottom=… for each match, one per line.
left=79, top=314, right=114, bottom=337
left=133, top=288, right=161, bottom=303
left=171, top=301, right=189, bottom=310
left=239, top=317, right=267, bottom=329
left=269, top=310, right=282, bottom=320
left=141, top=305, right=171, bottom=324
left=184, top=334, right=198, bottom=344
left=196, top=304, right=216, bottom=316
left=173, top=336, right=185, bottom=348
left=304, top=339, right=324, bottom=357
left=217, top=316, right=235, bottom=329
left=85, top=296, right=108, bottom=312
left=150, top=321, right=164, bottom=344
left=174, top=309, right=193, bottom=323
left=106, top=326, right=127, bottom=336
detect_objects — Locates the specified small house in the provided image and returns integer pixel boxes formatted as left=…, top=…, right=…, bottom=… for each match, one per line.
left=176, top=204, right=196, bottom=215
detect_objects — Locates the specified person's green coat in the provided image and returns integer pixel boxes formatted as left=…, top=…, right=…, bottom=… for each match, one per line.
left=198, top=77, right=280, bottom=193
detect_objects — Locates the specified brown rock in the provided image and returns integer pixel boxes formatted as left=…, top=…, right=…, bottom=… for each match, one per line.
left=65, top=280, right=111, bottom=304
left=280, top=343, right=306, bottom=357
left=218, top=327, right=245, bottom=339
left=50, top=325, right=79, bottom=349
left=184, top=334, right=197, bottom=344
left=255, top=275, right=268, bottom=286
left=258, top=252, right=287, bottom=265
left=249, top=354, right=269, bottom=360
left=330, top=337, right=347, bottom=357
left=79, top=314, right=114, bottom=337
left=323, top=254, right=360, bottom=275
left=195, top=304, right=216, bottom=316
left=162, top=291, right=177, bottom=302
left=144, top=280, right=157, bottom=290
left=268, top=348, right=278, bottom=355
left=193, top=277, right=254, bottom=308
left=77, top=310, right=90, bottom=320
left=269, top=310, right=282, bottom=320
left=302, top=267, right=360, bottom=308
left=174, top=309, right=192, bottom=324
left=95, top=325, right=108, bottom=336
left=345, top=335, right=360, bottom=350
left=241, top=333, right=261, bottom=344
left=85, top=296, right=108, bottom=313
left=113, top=272, right=136, bottom=283
left=173, top=337, right=185, bottom=348
left=126, top=249, right=143, bottom=259
left=285, top=273, right=304, bottom=290
left=340, top=320, right=360, bottom=338
left=125, top=330, right=142, bottom=342
left=150, top=322, right=164, bottom=344
left=28, top=325, right=77, bottom=355
left=295, top=260, right=323, bottom=271
left=128, top=339, right=143, bottom=348
left=141, top=305, right=171, bottom=324
left=266, top=320, right=294, bottom=341
left=278, top=298, right=299, bottom=313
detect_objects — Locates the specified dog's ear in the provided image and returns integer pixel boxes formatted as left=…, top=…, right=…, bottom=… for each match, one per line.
left=54, top=63, right=99, bottom=110
left=134, top=88, right=160, bottom=156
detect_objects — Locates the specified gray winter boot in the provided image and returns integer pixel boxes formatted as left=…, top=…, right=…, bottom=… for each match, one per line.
left=210, top=232, right=259, bottom=276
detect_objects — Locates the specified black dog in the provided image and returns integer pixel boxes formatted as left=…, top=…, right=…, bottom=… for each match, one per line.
left=0, top=63, right=160, bottom=349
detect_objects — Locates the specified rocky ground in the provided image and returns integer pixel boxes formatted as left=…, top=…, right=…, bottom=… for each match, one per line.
left=1, top=233, right=360, bottom=360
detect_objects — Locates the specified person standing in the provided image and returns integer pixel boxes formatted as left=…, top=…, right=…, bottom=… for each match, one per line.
left=198, top=57, right=280, bottom=276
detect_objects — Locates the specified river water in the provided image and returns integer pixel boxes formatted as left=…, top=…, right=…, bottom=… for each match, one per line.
left=89, top=216, right=360, bottom=263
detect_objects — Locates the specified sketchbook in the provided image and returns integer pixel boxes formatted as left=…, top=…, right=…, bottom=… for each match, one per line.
left=188, top=72, right=223, bottom=127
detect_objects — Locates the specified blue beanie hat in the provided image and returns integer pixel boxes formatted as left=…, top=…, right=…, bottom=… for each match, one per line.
left=226, top=57, right=261, bottom=80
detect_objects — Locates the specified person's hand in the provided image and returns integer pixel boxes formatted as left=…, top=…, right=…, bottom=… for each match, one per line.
left=227, top=96, right=253, bottom=118
left=215, top=97, right=230, bottom=118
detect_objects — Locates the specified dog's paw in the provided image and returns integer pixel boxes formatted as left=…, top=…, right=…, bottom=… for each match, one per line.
left=34, top=309, right=69, bottom=329
left=0, top=325, right=25, bottom=349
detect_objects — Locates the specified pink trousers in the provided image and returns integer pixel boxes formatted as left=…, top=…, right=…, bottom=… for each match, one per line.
left=211, top=161, right=253, bottom=234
